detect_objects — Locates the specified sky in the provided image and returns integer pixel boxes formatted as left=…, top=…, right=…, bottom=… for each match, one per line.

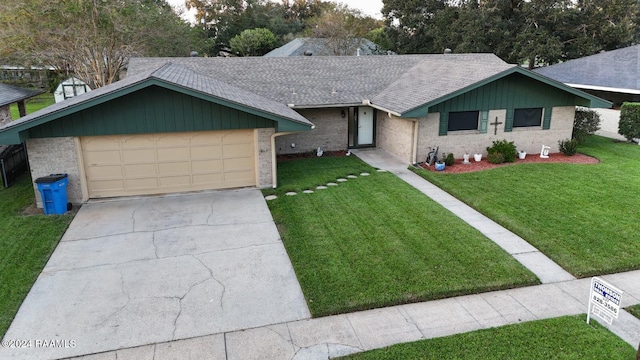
left=167, top=0, right=384, bottom=23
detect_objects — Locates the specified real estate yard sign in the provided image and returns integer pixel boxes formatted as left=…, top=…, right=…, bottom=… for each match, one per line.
left=587, top=277, right=623, bottom=325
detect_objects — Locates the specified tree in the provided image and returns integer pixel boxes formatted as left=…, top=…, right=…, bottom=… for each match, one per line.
left=381, top=0, right=640, bottom=66
left=0, top=0, right=206, bottom=88
left=307, top=4, right=382, bottom=55
left=619, top=102, right=640, bottom=142
left=573, top=108, right=601, bottom=142
left=230, top=28, right=277, bottom=56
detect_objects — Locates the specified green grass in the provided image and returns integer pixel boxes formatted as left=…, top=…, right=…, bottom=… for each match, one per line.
left=0, top=174, right=73, bottom=337
left=412, top=136, right=640, bottom=278
left=265, top=156, right=538, bottom=317
left=9, top=92, right=55, bottom=119
left=337, top=315, right=636, bottom=359
left=627, top=304, right=640, bottom=320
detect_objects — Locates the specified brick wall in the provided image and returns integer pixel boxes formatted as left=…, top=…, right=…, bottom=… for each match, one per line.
left=26, top=137, right=83, bottom=208
left=0, top=105, right=11, bottom=127
left=417, top=106, right=576, bottom=162
left=377, top=111, right=415, bottom=163
left=257, top=128, right=275, bottom=188
left=275, top=108, right=347, bottom=154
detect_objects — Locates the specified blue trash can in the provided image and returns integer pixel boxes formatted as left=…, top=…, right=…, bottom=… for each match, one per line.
left=35, top=174, right=68, bottom=215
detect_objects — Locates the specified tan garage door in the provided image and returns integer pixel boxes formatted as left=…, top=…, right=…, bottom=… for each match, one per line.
left=81, top=130, right=256, bottom=198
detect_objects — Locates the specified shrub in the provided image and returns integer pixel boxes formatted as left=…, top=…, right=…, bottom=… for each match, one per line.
left=573, top=108, right=601, bottom=143
left=619, top=102, right=640, bottom=141
left=444, top=152, right=455, bottom=166
left=486, top=139, right=517, bottom=163
left=487, top=152, right=505, bottom=164
left=558, top=138, right=578, bottom=156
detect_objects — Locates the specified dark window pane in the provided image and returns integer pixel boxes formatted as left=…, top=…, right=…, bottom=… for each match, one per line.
left=514, top=108, right=542, bottom=127
left=448, top=111, right=479, bottom=131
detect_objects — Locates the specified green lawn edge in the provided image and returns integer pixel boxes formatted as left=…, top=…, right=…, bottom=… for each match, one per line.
left=0, top=175, right=73, bottom=337
left=337, top=315, right=637, bottom=360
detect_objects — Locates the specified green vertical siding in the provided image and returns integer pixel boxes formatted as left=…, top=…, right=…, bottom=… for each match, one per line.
left=27, top=86, right=275, bottom=138
left=430, top=73, right=576, bottom=133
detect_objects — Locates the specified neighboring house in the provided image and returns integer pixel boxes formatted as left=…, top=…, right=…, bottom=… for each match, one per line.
left=0, top=83, right=43, bottom=127
left=533, top=45, right=640, bottom=139
left=0, top=54, right=610, bottom=208
left=264, top=37, right=387, bottom=57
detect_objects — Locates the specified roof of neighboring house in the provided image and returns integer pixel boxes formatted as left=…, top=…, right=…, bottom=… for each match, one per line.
left=263, top=37, right=385, bottom=57
left=0, top=62, right=313, bottom=143
left=533, top=45, right=640, bottom=94
left=128, top=54, right=610, bottom=116
left=0, top=83, right=43, bottom=107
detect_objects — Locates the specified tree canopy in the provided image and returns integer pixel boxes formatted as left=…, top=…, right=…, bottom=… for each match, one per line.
left=0, top=0, right=207, bottom=88
left=382, top=0, right=640, bottom=67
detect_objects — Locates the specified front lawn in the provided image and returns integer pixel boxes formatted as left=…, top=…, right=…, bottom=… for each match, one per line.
left=337, top=315, right=636, bottom=359
left=0, top=175, right=73, bottom=337
left=413, top=136, right=640, bottom=277
left=265, top=156, right=538, bottom=317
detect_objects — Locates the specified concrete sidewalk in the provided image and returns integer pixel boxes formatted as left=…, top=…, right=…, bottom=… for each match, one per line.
left=66, top=271, right=640, bottom=359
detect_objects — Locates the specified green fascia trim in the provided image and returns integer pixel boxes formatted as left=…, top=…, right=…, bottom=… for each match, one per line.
left=401, top=67, right=612, bottom=118
left=0, top=78, right=312, bottom=145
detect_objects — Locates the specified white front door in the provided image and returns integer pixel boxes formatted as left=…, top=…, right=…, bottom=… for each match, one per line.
left=357, top=106, right=374, bottom=146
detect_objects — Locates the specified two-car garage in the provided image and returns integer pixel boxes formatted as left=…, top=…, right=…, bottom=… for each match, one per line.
left=80, top=130, right=257, bottom=198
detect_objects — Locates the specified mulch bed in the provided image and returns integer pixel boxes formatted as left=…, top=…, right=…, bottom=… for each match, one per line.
left=277, top=150, right=348, bottom=161
left=419, top=152, right=599, bottom=174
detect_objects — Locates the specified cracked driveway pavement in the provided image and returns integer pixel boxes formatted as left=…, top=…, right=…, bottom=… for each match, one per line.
left=2, top=189, right=310, bottom=360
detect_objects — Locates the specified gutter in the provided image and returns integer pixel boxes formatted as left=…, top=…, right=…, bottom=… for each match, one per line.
left=362, top=100, right=403, bottom=118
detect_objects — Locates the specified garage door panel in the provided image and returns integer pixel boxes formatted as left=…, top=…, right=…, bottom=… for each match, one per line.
left=157, top=162, right=191, bottom=176
left=191, top=145, right=222, bottom=159
left=90, top=179, right=125, bottom=191
left=124, top=164, right=157, bottom=177
left=82, top=130, right=256, bottom=198
left=87, top=165, right=123, bottom=178
left=157, top=147, right=189, bottom=162
left=193, top=173, right=223, bottom=185
left=120, top=136, right=155, bottom=149
left=224, top=157, right=253, bottom=171
left=123, top=149, right=156, bottom=163
left=223, top=171, right=255, bottom=183
left=222, top=131, right=253, bottom=144
left=224, top=143, right=253, bottom=157
left=84, top=150, right=122, bottom=165
left=126, top=178, right=159, bottom=189
left=192, top=159, right=222, bottom=173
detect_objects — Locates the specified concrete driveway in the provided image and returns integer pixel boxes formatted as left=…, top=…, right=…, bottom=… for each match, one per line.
left=2, top=190, right=310, bottom=360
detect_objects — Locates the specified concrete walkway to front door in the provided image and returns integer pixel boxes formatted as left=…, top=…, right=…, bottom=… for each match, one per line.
left=1, top=190, right=310, bottom=360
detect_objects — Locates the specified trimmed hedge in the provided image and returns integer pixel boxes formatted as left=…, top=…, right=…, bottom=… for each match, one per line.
left=618, top=102, right=640, bottom=141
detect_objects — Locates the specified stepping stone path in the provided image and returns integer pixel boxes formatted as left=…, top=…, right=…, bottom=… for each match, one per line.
left=269, top=173, right=372, bottom=199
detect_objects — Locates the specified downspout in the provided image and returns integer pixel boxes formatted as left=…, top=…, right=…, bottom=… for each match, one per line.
left=411, top=118, right=419, bottom=165
left=270, top=131, right=296, bottom=188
